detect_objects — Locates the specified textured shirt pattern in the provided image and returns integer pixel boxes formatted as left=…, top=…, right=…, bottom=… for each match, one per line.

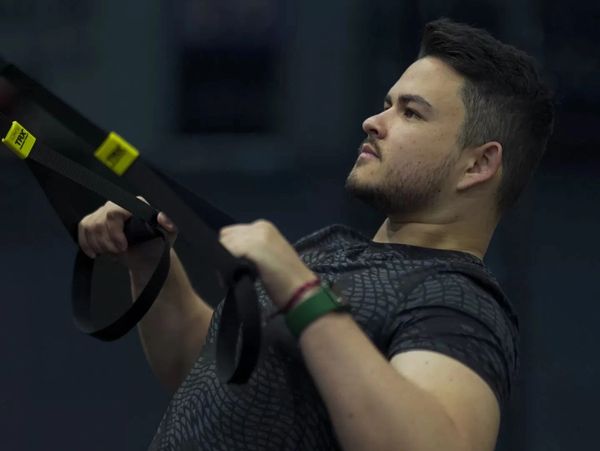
left=149, top=224, right=519, bottom=450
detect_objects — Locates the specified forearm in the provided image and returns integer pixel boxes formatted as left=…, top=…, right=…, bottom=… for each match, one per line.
left=131, top=249, right=213, bottom=392
left=299, top=312, right=467, bottom=451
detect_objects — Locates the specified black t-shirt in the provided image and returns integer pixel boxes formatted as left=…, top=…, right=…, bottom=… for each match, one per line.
left=149, top=224, right=519, bottom=450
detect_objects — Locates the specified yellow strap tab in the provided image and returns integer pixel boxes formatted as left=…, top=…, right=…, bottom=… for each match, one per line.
left=94, top=131, right=139, bottom=176
left=2, top=121, right=37, bottom=159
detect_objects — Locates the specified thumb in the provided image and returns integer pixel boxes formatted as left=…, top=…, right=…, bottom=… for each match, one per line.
left=157, top=211, right=178, bottom=233
left=135, top=196, right=176, bottom=232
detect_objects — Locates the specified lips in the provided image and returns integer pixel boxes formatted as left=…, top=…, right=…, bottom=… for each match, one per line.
left=359, top=143, right=380, bottom=159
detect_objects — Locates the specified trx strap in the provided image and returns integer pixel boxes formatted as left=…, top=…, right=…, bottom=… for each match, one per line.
left=0, top=115, right=172, bottom=339
left=0, top=56, right=235, bottom=233
left=0, top=58, right=262, bottom=384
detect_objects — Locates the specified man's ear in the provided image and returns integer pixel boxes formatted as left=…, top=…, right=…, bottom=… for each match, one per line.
left=456, top=141, right=503, bottom=191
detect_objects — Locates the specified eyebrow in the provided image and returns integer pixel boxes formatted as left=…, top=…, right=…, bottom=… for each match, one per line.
left=384, top=94, right=434, bottom=112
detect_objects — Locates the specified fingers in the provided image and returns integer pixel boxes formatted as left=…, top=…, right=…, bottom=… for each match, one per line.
left=137, top=196, right=177, bottom=233
left=78, top=197, right=180, bottom=259
left=78, top=218, right=94, bottom=258
left=104, top=210, right=128, bottom=252
left=218, top=224, right=252, bottom=258
left=78, top=201, right=132, bottom=258
left=157, top=212, right=177, bottom=233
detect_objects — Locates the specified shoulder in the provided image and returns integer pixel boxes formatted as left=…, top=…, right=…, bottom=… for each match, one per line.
left=408, top=263, right=518, bottom=332
left=386, top=262, right=520, bottom=406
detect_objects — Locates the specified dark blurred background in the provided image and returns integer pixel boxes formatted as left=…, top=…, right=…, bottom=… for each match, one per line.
left=0, top=0, right=598, bottom=449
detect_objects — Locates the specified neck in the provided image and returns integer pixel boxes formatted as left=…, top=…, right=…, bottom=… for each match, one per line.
left=372, top=214, right=497, bottom=261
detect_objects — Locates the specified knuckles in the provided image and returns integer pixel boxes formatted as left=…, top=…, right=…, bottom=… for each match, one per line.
left=91, top=221, right=104, bottom=234
left=252, top=219, right=274, bottom=233
left=252, top=219, right=276, bottom=243
left=78, top=203, right=132, bottom=254
left=105, top=210, right=119, bottom=221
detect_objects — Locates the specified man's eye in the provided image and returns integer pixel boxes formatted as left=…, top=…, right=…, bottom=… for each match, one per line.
left=403, top=108, right=420, bottom=119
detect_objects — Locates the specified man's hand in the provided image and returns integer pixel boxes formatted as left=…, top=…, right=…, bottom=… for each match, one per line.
left=219, top=220, right=317, bottom=308
left=78, top=199, right=178, bottom=273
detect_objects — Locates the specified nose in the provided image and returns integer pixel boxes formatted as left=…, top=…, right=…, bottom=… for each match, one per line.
left=362, top=112, right=386, bottom=139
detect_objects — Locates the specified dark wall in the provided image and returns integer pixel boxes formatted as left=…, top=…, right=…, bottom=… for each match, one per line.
left=0, top=0, right=598, bottom=449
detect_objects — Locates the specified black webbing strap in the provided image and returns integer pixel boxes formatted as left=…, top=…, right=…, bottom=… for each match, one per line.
left=0, top=113, right=173, bottom=340
left=72, top=225, right=171, bottom=341
left=0, top=60, right=262, bottom=383
left=0, top=59, right=235, bottom=231
left=2, top=106, right=260, bottom=383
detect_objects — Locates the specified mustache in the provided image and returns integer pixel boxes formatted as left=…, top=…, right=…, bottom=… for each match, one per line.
left=359, top=137, right=382, bottom=157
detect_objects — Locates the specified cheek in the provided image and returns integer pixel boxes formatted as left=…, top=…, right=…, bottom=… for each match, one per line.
left=385, top=128, right=431, bottom=164
left=383, top=152, right=426, bottom=183
left=418, top=123, right=453, bottom=148
left=383, top=123, right=457, bottom=170
left=383, top=142, right=449, bottom=182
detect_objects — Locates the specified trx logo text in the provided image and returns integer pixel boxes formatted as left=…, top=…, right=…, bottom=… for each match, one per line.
left=15, top=128, right=28, bottom=149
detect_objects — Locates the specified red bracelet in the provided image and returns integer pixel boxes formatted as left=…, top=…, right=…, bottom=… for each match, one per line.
left=282, top=278, right=321, bottom=314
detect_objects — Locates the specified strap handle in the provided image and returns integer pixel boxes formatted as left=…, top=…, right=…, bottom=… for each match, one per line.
left=0, top=57, right=264, bottom=383
left=72, top=217, right=171, bottom=341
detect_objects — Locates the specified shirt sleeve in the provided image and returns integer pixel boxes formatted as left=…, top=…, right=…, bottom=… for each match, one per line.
left=384, top=271, right=519, bottom=408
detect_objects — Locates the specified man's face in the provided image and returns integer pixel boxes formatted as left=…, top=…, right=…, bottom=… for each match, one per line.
left=346, top=56, right=467, bottom=218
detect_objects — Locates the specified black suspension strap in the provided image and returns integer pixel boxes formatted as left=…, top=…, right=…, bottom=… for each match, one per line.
left=0, top=114, right=172, bottom=340
left=0, top=57, right=263, bottom=383
left=0, top=56, right=234, bottom=232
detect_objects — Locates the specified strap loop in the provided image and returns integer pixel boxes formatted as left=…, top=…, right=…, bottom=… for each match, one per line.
left=0, top=57, right=264, bottom=383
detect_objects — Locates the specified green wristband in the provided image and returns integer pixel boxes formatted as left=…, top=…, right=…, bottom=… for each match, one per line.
left=285, top=286, right=350, bottom=338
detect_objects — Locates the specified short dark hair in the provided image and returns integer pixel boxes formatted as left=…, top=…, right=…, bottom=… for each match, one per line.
left=418, top=18, right=555, bottom=214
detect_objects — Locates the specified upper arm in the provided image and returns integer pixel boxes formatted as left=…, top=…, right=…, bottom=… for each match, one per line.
left=391, top=350, right=500, bottom=451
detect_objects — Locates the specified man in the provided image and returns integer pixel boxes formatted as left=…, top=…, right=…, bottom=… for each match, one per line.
left=78, top=18, right=554, bottom=451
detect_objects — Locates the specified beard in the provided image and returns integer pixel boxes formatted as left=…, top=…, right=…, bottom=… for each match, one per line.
left=345, top=151, right=454, bottom=217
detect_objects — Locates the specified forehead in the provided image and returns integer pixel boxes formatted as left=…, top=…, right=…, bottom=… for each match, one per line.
left=388, top=56, right=466, bottom=115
